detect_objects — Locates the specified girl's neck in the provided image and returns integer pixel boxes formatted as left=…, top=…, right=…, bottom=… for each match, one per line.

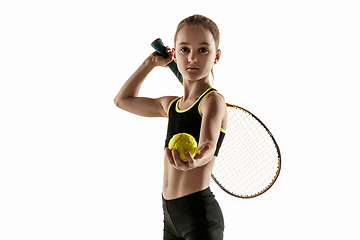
left=182, top=77, right=212, bottom=102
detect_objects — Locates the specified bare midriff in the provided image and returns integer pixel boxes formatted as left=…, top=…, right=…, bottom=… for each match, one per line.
left=162, top=155, right=216, bottom=200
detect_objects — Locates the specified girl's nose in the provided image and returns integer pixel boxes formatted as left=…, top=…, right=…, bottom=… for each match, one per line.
left=188, top=52, right=198, bottom=63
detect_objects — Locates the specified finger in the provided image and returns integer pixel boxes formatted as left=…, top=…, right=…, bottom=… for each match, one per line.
left=165, top=46, right=174, bottom=55
left=200, top=145, right=210, bottom=154
left=165, top=148, right=175, bottom=166
left=172, top=150, right=183, bottom=167
left=184, top=150, right=195, bottom=168
left=195, top=145, right=210, bottom=159
left=173, top=150, right=191, bottom=171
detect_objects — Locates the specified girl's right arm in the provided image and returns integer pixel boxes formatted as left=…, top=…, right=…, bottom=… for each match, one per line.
left=114, top=50, right=175, bottom=117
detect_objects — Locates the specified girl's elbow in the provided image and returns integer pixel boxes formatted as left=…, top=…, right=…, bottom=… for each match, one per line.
left=114, top=97, right=125, bottom=109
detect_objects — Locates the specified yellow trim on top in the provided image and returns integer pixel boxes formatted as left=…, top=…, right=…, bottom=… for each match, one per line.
left=167, top=97, right=181, bottom=116
left=175, top=88, right=214, bottom=113
left=197, top=90, right=217, bottom=117
left=216, top=92, right=225, bottom=99
left=220, top=128, right=226, bottom=134
left=197, top=90, right=226, bottom=117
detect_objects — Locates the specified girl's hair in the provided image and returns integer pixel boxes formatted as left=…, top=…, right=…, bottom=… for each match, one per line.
left=174, top=14, right=220, bottom=83
left=174, top=14, right=220, bottom=49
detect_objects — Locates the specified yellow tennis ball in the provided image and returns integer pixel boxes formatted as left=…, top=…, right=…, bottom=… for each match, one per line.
left=168, top=133, right=198, bottom=162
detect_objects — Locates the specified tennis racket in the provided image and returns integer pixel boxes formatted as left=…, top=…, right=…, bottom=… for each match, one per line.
left=151, top=38, right=281, bottom=198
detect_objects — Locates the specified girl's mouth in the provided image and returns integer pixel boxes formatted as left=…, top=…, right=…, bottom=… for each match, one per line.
left=187, top=67, right=199, bottom=70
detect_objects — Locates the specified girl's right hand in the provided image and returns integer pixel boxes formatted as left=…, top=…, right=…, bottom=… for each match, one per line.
left=147, top=47, right=173, bottom=67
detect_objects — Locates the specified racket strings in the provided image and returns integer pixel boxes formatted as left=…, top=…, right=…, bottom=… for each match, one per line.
left=212, top=106, right=280, bottom=198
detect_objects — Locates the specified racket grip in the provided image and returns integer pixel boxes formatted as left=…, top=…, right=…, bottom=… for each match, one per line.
left=151, top=38, right=183, bottom=83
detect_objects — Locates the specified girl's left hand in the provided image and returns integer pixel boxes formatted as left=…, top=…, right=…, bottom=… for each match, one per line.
left=165, top=145, right=210, bottom=171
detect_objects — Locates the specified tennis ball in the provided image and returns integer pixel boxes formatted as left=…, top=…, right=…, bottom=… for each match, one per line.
left=168, top=133, right=198, bottom=162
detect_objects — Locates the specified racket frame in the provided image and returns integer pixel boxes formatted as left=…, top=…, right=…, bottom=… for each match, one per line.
left=211, top=103, right=281, bottom=198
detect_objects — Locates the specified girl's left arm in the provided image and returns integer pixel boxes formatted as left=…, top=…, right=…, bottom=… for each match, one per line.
left=165, top=92, right=227, bottom=171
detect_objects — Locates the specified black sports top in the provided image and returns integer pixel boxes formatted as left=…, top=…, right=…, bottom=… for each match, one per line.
left=164, top=88, right=226, bottom=156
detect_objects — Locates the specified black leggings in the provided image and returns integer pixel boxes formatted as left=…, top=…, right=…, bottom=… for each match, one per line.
left=162, top=187, right=224, bottom=240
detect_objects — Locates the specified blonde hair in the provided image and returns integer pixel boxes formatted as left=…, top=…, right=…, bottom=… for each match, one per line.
left=174, top=14, right=220, bottom=82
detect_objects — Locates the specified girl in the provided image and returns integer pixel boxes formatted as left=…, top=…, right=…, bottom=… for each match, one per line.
left=114, top=14, right=227, bottom=240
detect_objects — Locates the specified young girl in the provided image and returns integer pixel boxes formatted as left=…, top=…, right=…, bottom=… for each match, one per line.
left=114, top=14, right=227, bottom=240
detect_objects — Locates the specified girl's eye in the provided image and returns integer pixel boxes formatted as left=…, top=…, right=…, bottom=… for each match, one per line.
left=199, top=48, right=209, bottom=53
left=180, top=47, right=189, bottom=53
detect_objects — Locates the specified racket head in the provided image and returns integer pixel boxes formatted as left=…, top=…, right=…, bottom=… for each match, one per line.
left=211, top=103, right=281, bottom=198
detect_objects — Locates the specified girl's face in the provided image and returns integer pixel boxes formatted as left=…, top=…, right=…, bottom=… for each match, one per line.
left=173, top=25, right=220, bottom=82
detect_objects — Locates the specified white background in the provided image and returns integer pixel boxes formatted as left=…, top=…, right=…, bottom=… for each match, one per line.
left=1, top=0, right=359, bottom=239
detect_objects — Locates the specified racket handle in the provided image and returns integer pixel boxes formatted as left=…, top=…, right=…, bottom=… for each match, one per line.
left=151, top=38, right=183, bottom=84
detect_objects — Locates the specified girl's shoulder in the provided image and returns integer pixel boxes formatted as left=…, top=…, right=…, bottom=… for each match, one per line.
left=202, top=89, right=225, bottom=105
left=199, top=90, right=226, bottom=115
left=158, top=95, right=180, bottom=115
